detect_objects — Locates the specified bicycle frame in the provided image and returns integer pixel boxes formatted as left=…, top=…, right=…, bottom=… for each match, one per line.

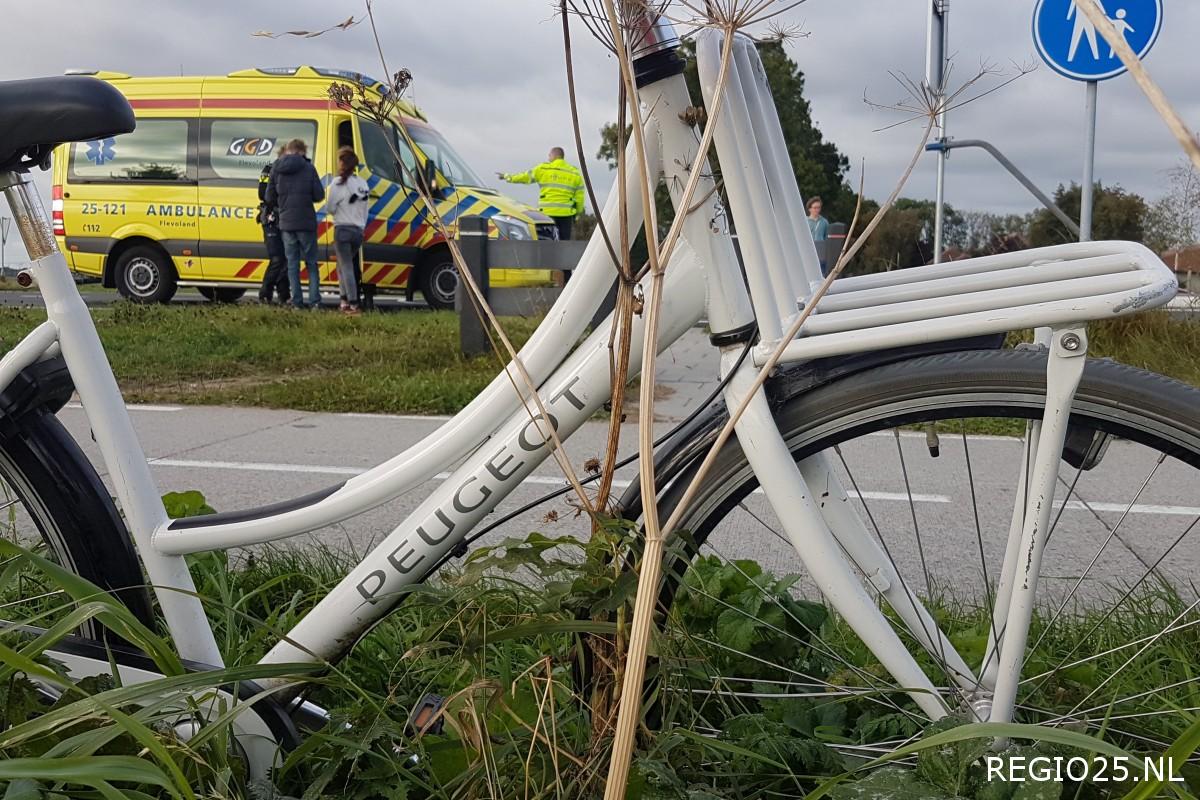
left=0, top=19, right=1178, bottom=741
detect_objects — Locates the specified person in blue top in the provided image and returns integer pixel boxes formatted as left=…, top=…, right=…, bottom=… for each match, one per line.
left=806, top=196, right=830, bottom=275
left=266, top=139, right=326, bottom=309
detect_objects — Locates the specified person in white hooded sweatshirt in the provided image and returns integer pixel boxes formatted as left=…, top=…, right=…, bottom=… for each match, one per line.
left=326, top=146, right=371, bottom=314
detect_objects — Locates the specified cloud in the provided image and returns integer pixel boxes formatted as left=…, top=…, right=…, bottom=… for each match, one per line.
left=2, top=0, right=1195, bottom=263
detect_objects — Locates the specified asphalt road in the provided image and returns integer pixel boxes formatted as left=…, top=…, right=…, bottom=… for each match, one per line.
left=52, top=402, right=1200, bottom=603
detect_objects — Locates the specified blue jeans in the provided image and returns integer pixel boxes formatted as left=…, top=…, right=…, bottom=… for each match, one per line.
left=281, top=229, right=321, bottom=307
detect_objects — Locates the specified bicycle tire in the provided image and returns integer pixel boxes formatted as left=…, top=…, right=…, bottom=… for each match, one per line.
left=647, top=347, right=1200, bottom=752
left=0, top=407, right=153, bottom=637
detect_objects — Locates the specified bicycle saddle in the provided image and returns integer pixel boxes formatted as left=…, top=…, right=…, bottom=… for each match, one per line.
left=0, top=76, right=135, bottom=172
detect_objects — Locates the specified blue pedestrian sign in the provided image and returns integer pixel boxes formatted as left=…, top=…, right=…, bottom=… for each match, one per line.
left=1033, top=0, right=1163, bottom=81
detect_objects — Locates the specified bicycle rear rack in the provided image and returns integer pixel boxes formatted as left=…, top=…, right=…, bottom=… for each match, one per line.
left=693, top=32, right=1178, bottom=367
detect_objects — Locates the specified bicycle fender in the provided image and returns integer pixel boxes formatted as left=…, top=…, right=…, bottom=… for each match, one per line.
left=0, top=354, right=74, bottom=438
left=614, top=333, right=1005, bottom=522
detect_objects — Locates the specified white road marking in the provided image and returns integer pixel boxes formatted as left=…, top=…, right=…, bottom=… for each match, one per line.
left=66, top=402, right=182, bottom=412
left=867, top=430, right=1023, bottom=444
left=338, top=411, right=452, bottom=422
left=1057, top=500, right=1200, bottom=517
left=146, top=457, right=953, bottom=504
left=151, top=458, right=362, bottom=476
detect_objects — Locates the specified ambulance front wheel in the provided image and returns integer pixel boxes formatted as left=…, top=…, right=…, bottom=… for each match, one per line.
left=421, top=258, right=458, bottom=311
left=115, top=245, right=178, bottom=304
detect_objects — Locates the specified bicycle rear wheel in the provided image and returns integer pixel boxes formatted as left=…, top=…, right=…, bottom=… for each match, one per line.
left=0, top=406, right=152, bottom=637
left=653, top=348, right=1200, bottom=760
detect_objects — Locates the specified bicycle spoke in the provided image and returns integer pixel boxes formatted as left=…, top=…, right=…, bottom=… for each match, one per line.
left=684, top=546, right=917, bottom=715
left=831, top=445, right=973, bottom=696
left=1022, top=615, right=1200, bottom=687
left=661, top=354, right=1200, bottom=764
left=960, top=425, right=992, bottom=618
left=1051, top=675, right=1200, bottom=722
left=893, top=430, right=934, bottom=599
left=1023, top=514, right=1200, bottom=702
left=1061, top=594, right=1200, bottom=721
left=1022, top=454, right=1166, bottom=667
left=676, top=632, right=925, bottom=722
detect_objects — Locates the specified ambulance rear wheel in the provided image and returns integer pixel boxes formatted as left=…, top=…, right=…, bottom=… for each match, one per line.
left=115, top=245, right=177, bottom=304
left=421, top=259, right=458, bottom=311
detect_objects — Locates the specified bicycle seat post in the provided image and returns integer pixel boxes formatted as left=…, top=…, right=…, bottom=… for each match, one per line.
left=0, top=171, right=56, bottom=262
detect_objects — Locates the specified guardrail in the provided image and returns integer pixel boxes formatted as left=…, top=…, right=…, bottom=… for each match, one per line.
left=457, top=215, right=591, bottom=357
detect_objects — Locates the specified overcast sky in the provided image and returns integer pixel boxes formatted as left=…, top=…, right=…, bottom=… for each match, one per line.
left=2, top=0, right=1195, bottom=264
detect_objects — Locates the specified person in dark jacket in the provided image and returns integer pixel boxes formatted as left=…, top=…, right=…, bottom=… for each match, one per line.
left=256, top=154, right=290, bottom=304
left=266, top=138, right=325, bottom=308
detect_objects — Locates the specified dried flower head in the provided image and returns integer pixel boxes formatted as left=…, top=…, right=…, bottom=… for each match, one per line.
left=327, top=82, right=355, bottom=110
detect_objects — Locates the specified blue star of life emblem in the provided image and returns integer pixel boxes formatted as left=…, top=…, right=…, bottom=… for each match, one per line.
left=85, top=138, right=116, bottom=165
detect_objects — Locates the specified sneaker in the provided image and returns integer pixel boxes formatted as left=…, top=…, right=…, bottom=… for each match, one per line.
left=343, top=305, right=361, bottom=316
left=339, top=300, right=350, bottom=311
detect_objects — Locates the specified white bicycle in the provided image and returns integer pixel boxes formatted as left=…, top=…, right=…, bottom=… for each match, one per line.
left=0, top=13, right=1194, bottom=779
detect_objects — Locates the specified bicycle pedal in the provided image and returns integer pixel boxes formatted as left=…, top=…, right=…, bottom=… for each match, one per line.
left=407, top=692, right=446, bottom=736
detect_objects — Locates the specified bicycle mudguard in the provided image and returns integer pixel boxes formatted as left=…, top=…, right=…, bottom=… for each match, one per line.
left=0, top=354, right=74, bottom=437
left=614, top=333, right=1006, bottom=521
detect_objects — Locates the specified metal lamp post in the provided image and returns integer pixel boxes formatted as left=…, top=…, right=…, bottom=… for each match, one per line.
left=927, top=0, right=950, bottom=265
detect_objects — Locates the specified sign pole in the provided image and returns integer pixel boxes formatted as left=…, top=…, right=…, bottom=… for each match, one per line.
left=1080, top=80, right=1098, bottom=242
left=927, top=0, right=949, bottom=264
left=0, top=216, right=9, bottom=276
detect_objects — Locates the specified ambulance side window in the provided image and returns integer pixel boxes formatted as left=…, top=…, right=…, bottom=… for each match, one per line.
left=69, top=119, right=194, bottom=183
left=204, top=119, right=317, bottom=183
left=360, top=121, right=416, bottom=188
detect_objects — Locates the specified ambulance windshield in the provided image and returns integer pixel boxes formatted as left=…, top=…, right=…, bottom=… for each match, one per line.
left=403, top=122, right=486, bottom=189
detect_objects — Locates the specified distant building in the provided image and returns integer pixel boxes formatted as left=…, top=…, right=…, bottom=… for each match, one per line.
left=1160, top=246, right=1200, bottom=294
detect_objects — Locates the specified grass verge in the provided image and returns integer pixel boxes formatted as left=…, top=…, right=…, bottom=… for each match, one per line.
left=0, top=303, right=1195, bottom=419
left=4, top=508, right=1200, bottom=798
left=0, top=303, right=538, bottom=415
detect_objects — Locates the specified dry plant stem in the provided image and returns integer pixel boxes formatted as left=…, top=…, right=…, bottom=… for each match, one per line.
left=662, top=117, right=936, bottom=539
left=566, top=17, right=635, bottom=514
left=363, top=1, right=391, bottom=86
left=635, top=30, right=738, bottom=282
left=341, top=3, right=597, bottom=515
left=1073, top=0, right=1200, bottom=171
left=596, top=285, right=637, bottom=512
left=561, top=0, right=622, bottom=270
left=596, top=82, right=638, bottom=517
left=598, top=0, right=671, bottom=789
left=388, top=122, right=596, bottom=518
left=602, top=16, right=742, bottom=798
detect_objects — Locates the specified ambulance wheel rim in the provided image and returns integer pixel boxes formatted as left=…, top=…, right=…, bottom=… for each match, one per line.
left=430, top=263, right=458, bottom=305
left=126, top=258, right=160, bottom=295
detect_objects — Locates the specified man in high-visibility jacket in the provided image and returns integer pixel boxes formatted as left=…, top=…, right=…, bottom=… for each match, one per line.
left=497, top=147, right=585, bottom=241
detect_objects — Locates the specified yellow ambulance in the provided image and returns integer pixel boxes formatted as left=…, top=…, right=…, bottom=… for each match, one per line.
left=51, top=66, right=556, bottom=308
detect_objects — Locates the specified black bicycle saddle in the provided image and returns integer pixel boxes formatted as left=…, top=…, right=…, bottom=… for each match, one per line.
left=0, top=76, right=135, bottom=172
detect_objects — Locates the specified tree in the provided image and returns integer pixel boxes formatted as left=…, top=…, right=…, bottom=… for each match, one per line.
left=847, top=198, right=965, bottom=273
left=1028, top=182, right=1147, bottom=247
left=957, top=210, right=1030, bottom=256
left=742, top=40, right=851, bottom=220
left=1144, top=161, right=1200, bottom=253
left=852, top=203, right=928, bottom=273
